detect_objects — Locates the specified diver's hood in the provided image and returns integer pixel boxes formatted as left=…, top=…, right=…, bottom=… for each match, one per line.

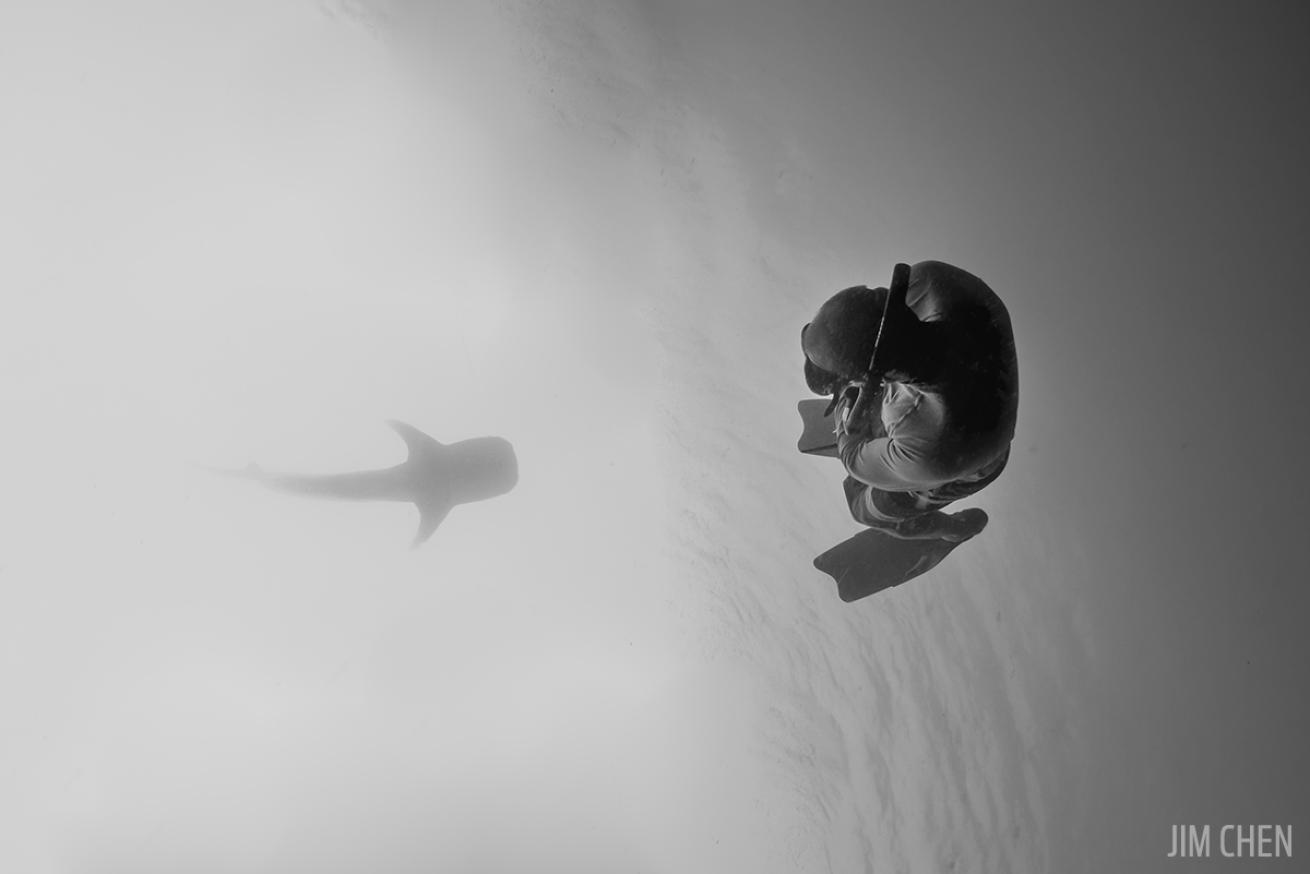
left=802, top=263, right=914, bottom=394
left=802, top=324, right=847, bottom=395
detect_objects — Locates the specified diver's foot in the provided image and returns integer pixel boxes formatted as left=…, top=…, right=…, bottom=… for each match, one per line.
left=882, top=512, right=956, bottom=540
left=939, top=508, right=989, bottom=542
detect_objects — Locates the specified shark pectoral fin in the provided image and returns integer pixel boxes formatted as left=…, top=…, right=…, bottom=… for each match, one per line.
left=411, top=499, right=452, bottom=548
left=387, top=420, right=444, bottom=460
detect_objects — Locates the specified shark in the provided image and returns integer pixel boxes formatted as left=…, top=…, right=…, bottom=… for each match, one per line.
left=212, top=420, right=518, bottom=547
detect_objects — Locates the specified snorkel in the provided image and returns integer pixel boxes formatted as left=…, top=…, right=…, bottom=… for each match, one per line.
left=833, top=262, right=911, bottom=433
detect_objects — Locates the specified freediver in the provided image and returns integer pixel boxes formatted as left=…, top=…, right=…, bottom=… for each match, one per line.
left=801, top=261, right=1018, bottom=542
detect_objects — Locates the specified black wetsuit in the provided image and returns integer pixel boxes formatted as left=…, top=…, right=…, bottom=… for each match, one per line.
left=838, top=261, right=1019, bottom=524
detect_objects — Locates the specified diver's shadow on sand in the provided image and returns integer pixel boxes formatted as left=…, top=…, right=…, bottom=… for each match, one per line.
left=209, top=420, right=517, bottom=547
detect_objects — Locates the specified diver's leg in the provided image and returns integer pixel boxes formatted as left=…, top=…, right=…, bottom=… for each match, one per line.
left=843, top=477, right=988, bottom=541
left=843, top=477, right=920, bottom=533
left=889, top=508, right=988, bottom=541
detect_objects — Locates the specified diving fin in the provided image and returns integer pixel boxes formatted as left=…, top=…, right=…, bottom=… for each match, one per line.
left=814, top=527, right=978, bottom=602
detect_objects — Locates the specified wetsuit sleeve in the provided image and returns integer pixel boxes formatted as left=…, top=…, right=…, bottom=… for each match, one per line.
left=838, top=431, right=950, bottom=491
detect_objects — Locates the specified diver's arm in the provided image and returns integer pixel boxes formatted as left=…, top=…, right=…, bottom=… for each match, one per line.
left=838, top=422, right=954, bottom=493
left=839, top=433, right=921, bottom=491
left=831, top=383, right=904, bottom=490
left=837, top=379, right=958, bottom=492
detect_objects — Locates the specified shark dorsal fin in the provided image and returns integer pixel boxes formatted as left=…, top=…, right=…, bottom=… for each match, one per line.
left=387, top=420, right=444, bottom=460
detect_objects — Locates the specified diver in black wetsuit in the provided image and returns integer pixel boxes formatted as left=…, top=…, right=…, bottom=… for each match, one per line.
left=802, top=261, right=1019, bottom=541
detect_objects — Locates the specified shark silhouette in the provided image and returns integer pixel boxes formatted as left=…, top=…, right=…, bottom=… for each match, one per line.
left=213, top=420, right=518, bottom=547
